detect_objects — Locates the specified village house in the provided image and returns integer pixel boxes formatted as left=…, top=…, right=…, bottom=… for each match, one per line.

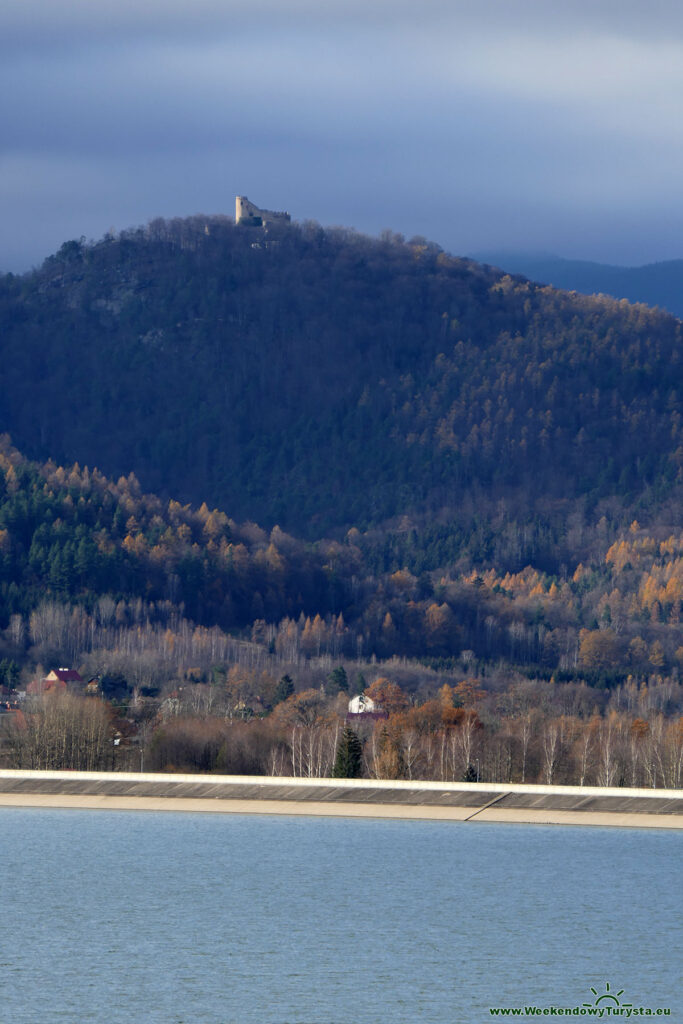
left=27, top=667, right=84, bottom=696
left=346, top=694, right=388, bottom=723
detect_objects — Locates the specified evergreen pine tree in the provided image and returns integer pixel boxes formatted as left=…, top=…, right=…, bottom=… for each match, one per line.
left=332, top=726, right=363, bottom=778
left=274, top=674, right=295, bottom=705
left=327, top=665, right=348, bottom=693
left=353, top=671, right=366, bottom=696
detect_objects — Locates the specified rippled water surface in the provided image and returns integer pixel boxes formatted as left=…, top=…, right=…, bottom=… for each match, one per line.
left=0, top=809, right=679, bottom=1024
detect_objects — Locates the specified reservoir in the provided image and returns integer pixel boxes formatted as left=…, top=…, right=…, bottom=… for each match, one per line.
left=0, top=809, right=679, bottom=1024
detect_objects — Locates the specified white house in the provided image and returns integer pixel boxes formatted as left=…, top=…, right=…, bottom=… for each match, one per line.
left=347, top=694, right=377, bottom=714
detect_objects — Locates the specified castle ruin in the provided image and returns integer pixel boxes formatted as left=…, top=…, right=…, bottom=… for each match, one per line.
left=235, top=196, right=291, bottom=227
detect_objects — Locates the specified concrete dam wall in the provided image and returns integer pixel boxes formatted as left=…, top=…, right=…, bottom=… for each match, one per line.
left=1, top=771, right=682, bottom=828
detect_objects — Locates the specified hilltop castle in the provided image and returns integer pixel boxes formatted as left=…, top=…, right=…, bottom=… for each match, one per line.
left=235, top=196, right=291, bottom=227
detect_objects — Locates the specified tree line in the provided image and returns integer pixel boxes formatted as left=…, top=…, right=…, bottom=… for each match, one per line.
left=4, top=676, right=681, bottom=789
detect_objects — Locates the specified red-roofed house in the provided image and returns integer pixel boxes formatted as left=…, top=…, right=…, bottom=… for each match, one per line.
left=45, top=668, right=83, bottom=687
left=27, top=668, right=84, bottom=696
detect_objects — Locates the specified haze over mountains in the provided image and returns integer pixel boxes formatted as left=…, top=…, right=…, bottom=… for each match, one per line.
left=472, top=251, right=683, bottom=320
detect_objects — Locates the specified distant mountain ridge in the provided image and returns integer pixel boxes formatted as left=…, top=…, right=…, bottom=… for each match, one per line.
left=471, top=251, right=683, bottom=319
left=0, top=216, right=681, bottom=540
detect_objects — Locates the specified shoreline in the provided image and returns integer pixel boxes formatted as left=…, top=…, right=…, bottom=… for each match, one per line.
left=1, top=771, right=682, bottom=828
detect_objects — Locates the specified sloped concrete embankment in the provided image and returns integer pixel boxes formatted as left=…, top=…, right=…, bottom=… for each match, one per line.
left=0, top=772, right=682, bottom=828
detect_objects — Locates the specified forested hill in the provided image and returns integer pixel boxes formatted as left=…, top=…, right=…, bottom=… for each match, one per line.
left=3, top=435, right=683, bottom=693
left=0, top=216, right=682, bottom=536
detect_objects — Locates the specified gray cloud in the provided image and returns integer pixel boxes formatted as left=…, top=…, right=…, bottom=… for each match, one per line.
left=1, top=0, right=682, bottom=271
left=3, top=0, right=683, bottom=53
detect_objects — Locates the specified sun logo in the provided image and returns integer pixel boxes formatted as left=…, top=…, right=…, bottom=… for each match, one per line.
left=583, top=983, right=632, bottom=1009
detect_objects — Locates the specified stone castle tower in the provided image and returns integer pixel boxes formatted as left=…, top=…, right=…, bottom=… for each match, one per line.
left=235, top=196, right=291, bottom=227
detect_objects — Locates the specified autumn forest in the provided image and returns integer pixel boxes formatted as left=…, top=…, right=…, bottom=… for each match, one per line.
left=0, top=218, right=681, bottom=786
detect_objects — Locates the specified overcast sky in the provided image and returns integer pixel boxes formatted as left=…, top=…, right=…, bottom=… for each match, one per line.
left=2, top=0, right=682, bottom=271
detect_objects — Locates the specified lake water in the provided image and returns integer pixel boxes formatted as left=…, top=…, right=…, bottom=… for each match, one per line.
left=0, top=809, right=679, bottom=1024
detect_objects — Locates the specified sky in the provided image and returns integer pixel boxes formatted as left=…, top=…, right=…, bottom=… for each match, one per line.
left=2, top=0, right=682, bottom=271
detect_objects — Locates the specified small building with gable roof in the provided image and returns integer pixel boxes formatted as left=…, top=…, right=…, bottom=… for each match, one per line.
left=27, top=667, right=84, bottom=696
